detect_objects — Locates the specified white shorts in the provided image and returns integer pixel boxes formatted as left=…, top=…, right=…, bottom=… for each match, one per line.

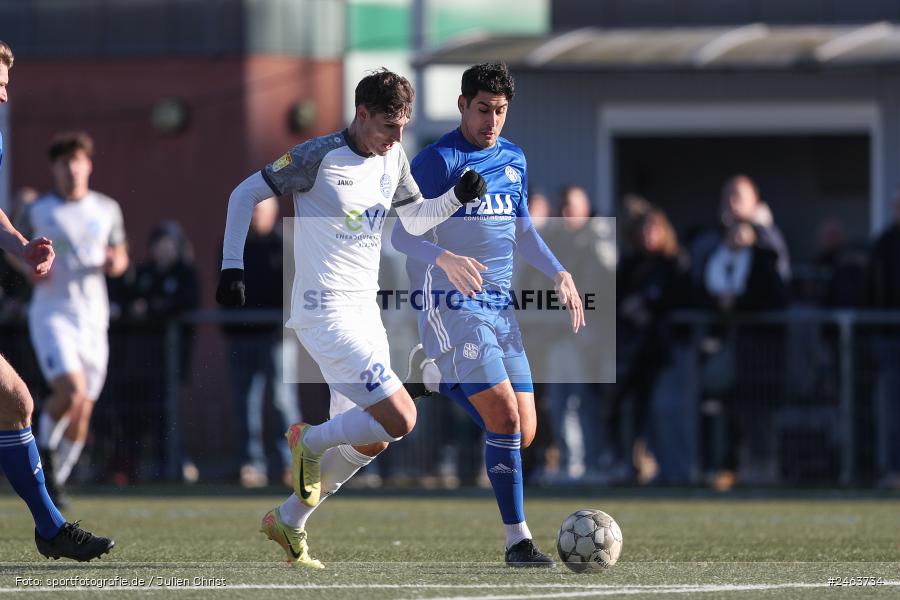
left=29, top=312, right=109, bottom=401
left=293, top=304, right=401, bottom=413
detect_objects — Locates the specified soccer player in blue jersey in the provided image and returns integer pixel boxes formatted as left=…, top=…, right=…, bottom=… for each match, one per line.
left=392, top=62, right=585, bottom=567
left=0, top=40, right=114, bottom=561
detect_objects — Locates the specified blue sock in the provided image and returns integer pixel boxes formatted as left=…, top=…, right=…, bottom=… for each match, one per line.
left=484, top=431, right=525, bottom=525
left=0, top=427, right=66, bottom=539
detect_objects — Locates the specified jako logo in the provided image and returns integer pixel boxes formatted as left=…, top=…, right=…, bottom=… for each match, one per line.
left=465, top=194, right=514, bottom=215
left=344, top=208, right=387, bottom=232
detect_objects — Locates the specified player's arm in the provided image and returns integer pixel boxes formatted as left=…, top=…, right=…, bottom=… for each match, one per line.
left=217, top=171, right=275, bottom=307
left=392, top=147, right=487, bottom=296
left=218, top=143, right=318, bottom=307
left=104, top=200, right=129, bottom=277
left=392, top=147, right=485, bottom=235
left=2, top=206, right=54, bottom=278
left=391, top=222, right=486, bottom=298
left=516, top=202, right=585, bottom=334
left=0, top=208, right=27, bottom=251
left=104, top=244, right=128, bottom=277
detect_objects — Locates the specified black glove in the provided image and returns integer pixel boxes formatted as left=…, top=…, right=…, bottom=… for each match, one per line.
left=453, top=170, right=487, bottom=205
left=216, top=268, right=246, bottom=307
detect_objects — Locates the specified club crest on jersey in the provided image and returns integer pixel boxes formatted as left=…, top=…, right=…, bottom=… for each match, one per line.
left=505, top=165, right=519, bottom=183
left=380, top=174, right=392, bottom=198
left=272, top=153, right=292, bottom=173
left=463, top=342, right=480, bottom=360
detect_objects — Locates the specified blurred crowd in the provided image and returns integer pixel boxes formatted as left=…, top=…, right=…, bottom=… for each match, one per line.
left=502, top=175, right=900, bottom=491
left=2, top=170, right=899, bottom=492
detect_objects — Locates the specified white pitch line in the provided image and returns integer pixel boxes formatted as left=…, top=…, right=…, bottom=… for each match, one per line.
left=405, top=581, right=900, bottom=600
left=0, top=582, right=897, bottom=594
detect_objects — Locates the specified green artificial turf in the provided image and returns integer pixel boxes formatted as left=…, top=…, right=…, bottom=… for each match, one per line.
left=1, top=491, right=898, bottom=599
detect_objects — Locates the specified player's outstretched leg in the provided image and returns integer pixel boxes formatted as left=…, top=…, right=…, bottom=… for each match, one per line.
left=0, top=426, right=65, bottom=539
left=38, top=373, right=90, bottom=508
left=287, top=390, right=413, bottom=507
left=483, top=430, right=550, bottom=568
left=264, top=443, right=377, bottom=567
left=0, top=357, right=114, bottom=561
left=450, top=381, right=553, bottom=567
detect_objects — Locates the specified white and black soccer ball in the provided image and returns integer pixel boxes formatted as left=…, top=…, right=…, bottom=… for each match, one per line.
left=557, top=509, right=623, bottom=573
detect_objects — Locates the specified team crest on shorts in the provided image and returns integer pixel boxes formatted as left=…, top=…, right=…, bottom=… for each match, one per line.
left=463, top=342, right=480, bottom=360
left=505, top=165, right=519, bottom=183
left=380, top=174, right=392, bottom=198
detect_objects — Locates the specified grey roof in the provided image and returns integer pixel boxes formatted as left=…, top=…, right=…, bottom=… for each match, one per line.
left=416, top=23, right=900, bottom=70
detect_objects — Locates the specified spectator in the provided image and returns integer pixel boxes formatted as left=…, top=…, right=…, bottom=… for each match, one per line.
left=540, top=185, right=616, bottom=481
left=702, top=219, right=788, bottom=313
left=510, top=187, right=555, bottom=481
left=867, top=191, right=900, bottom=489
left=867, top=193, right=900, bottom=309
left=701, top=219, right=788, bottom=490
left=690, top=174, right=791, bottom=286
left=616, top=207, right=691, bottom=483
left=814, top=217, right=868, bottom=308
left=527, top=188, right=551, bottom=229
left=222, top=198, right=299, bottom=488
left=106, top=221, right=199, bottom=483
left=618, top=193, right=653, bottom=260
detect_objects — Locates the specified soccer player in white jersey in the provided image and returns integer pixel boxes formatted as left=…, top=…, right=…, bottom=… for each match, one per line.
left=18, top=132, right=129, bottom=505
left=217, top=69, right=485, bottom=567
left=0, top=41, right=114, bottom=560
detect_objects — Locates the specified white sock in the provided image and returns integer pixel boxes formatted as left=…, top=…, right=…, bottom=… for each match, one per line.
left=55, top=438, right=85, bottom=485
left=504, top=521, right=532, bottom=549
left=303, top=408, right=400, bottom=455
left=422, top=360, right=442, bottom=393
left=279, top=445, right=374, bottom=529
left=38, top=412, right=69, bottom=451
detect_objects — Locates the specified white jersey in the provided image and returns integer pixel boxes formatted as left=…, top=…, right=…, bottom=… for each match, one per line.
left=261, top=130, right=422, bottom=329
left=20, top=190, right=126, bottom=329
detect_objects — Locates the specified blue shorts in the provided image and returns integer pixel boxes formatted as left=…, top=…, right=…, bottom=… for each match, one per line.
left=418, top=296, right=534, bottom=396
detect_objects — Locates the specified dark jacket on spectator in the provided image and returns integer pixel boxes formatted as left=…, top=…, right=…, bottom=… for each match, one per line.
left=702, top=245, right=788, bottom=312
left=617, top=250, right=691, bottom=381
left=132, top=260, right=200, bottom=321
left=867, top=224, right=900, bottom=308
left=221, top=226, right=285, bottom=337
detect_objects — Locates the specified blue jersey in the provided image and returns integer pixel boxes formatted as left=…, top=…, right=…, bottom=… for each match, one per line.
left=403, top=128, right=534, bottom=298
left=0, top=130, right=4, bottom=170
left=393, top=128, right=562, bottom=391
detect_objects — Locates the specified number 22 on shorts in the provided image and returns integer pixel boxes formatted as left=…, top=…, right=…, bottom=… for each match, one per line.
left=360, top=362, right=391, bottom=392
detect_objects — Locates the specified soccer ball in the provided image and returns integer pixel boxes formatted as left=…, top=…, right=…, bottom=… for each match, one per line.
left=556, top=509, right=623, bottom=572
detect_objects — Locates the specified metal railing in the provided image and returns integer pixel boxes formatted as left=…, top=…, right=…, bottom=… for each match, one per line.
left=2, top=306, right=894, bottom=486
left=157, top=308, right=898, bottom=486
left=667, top=308, right=900, bottom=486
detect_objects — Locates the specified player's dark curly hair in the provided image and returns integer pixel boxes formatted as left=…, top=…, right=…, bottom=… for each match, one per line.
left=48, top=131, right=94, bottom=161
left=461, top=62, right=515, bottom=105
left=355, top=68, right=415, bottom=120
